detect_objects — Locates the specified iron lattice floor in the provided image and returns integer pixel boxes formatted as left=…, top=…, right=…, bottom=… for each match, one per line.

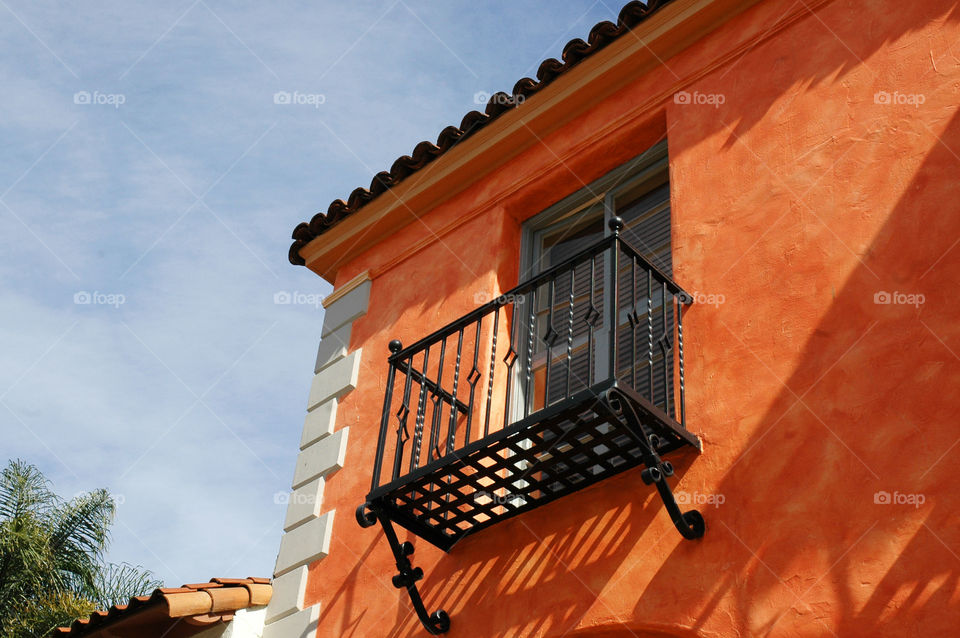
left=366, top=381, right=700, bottom=551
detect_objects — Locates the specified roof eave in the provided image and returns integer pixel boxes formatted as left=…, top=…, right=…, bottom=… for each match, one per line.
left=294, top=0, right=762, bottom=282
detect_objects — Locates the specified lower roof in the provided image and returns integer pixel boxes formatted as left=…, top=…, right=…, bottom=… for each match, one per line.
left=51, top=577, right=272, bottom=638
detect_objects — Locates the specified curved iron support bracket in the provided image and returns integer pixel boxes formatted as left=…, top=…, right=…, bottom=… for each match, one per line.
left=356, top=502, right=451, bottom=635
left=603, top=388, right=705, bottom=540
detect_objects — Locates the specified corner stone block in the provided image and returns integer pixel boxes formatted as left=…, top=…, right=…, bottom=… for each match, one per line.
left=292, top=427, right=348, bottom=489
left=264, top=565, right=309, bottom=623
left=284, top=477, right=325, bottom=532
left=314, top=323, right=351, bottom=373
left=274, top=510, right=335, bottom=577
left=307, top=350, right=361, bottom=411
left=321, top=278, right=371, bottom=337
left=262, top=604, right=320, bottom=638
left=301, top=398, right=337, bottom=450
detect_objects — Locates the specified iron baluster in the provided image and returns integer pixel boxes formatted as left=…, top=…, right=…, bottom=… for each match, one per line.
left=464, top=317, right=483, bottom=444
left=609, top=217, right=623, bottom=381
left=678, top=296, right=686, bottom=428
left=662, top=281, right=670, bottom=416
left=631, top=256, right=638, bottom=389
left=446, top=328, right=464, bottom=455
left=428, top=337, right=447, bottom=460
left=647, top=269, right=653, bottom=401
left=523, top=287, right=537, bottom=418
left=542, top=278, right=557, bottom=407
left=483, top=306, right=500, bottom=437
left=372, top=341, right=402, bottom=491
left=410, top=348, right=431, bottom=472
left=587, top=256, right=598, bottom=386
left=393, top=356, right=414, bottom=481
left=564, top=267, right=575, bottom=399
left=502, top=306, right=518, bottom=431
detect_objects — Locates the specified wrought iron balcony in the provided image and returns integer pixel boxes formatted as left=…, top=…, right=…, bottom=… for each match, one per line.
left=356, top=218, right=703, bottom=634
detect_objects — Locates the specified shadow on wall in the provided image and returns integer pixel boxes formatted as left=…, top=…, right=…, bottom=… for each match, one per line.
left=645, top=45, right=960, bottom=638
left=321, top=0, right=960, bottom=635
left=696, top=0, right=960, bottom=149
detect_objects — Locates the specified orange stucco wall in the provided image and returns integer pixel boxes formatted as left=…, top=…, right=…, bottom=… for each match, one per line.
left=305, top=0, right=960, bottom=635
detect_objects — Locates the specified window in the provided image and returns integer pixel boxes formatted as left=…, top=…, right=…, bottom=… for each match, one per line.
left=515, top=141, right=673, bottom=418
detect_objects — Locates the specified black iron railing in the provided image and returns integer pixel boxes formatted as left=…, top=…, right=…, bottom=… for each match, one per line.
left=369, top=220, right=691, bottom=493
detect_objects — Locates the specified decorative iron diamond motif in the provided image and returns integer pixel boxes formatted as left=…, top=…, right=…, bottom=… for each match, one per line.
left=542, top=325, right=559, bottom=347
left=584, top=304, right=601, bottom=327
left=657, top=331, right=673, bottom=354
left=466, top=367, right=481, bottom=385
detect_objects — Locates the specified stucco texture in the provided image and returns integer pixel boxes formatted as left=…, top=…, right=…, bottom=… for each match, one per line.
left=303, top=0, right=960, bottom=635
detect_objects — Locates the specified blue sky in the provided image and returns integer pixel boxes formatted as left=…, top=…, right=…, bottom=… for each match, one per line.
left=0, top=1, right=625, bottom=586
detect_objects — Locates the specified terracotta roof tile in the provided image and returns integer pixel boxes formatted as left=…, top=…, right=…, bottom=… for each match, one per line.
left=50, top=577, right=271, bottom=638
left=288, top=0, right=675, bottom=265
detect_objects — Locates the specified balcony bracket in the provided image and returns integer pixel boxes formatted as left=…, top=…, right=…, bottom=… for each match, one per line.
left=356, top=502, right=451, bottom=635
left=602, top=387, right=705, bottom=540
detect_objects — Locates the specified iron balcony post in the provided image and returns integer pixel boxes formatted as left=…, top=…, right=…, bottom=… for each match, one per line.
left=608, top=216, right=624, bottom=381
left=372, top=339, right=403, bottom=492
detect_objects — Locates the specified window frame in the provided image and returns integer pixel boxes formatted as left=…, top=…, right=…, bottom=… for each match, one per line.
left=520, top=140, right=669, bottom=282
left=509, top=140, right=671, bottom=423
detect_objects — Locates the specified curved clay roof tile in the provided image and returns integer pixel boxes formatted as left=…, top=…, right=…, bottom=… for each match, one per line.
left=560, top=38, right=591, bottom=65
left=588, top=20, right=623, bottom=48
left=512, top=77, right=539, bottom=99
left=436, top=125, right=464, bottom=150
